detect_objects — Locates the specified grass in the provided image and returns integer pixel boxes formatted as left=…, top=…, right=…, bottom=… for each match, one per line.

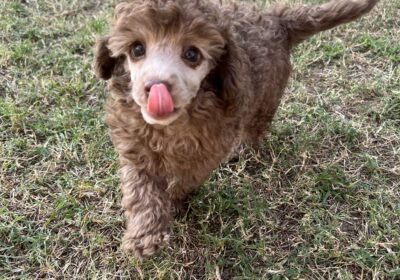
left=0, top=0, right=399, bottom=279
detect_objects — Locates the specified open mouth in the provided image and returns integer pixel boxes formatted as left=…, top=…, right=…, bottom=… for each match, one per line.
left=140, top=106, right=183, bottom=126
left=142, top=83, right=183, bottom=125
left=146, top=83, right=176, bottom=117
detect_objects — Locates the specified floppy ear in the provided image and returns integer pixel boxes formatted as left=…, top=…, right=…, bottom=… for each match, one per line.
left=93, top=36, right=118, bottom=80
left=213, top=37, right=242, bottom=110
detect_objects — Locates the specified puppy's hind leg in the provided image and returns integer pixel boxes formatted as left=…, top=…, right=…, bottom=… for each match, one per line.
left=119, top=165, right=172, bottom=259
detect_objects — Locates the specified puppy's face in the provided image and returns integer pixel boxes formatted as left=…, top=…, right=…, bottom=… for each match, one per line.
left=99, top=1, right=228, bottom=126
left=127, top=37, right=212, bottom=125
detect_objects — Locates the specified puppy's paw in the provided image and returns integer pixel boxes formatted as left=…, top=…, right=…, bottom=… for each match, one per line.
left=122, top=230, right=170, bottom=259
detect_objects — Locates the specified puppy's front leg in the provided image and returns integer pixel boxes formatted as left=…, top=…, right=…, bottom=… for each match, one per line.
left=119, top=165, right=172, bottom=259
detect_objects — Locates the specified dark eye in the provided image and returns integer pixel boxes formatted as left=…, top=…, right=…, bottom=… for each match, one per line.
left=183, top=46, right=201, bottom=64
left=131, top=41, right=146, bottom=58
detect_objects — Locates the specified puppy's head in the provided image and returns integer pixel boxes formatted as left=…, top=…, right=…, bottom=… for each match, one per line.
left=94, top=0, right=239, bottom=126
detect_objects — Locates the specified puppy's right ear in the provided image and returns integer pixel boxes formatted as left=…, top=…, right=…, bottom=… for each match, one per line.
left=93, top=36, right=117, bottom=80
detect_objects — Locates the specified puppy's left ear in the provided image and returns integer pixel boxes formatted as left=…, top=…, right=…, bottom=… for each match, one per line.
left=214, top=36, right=242, bottom=109
left=93, top=36, right=118, bottom=80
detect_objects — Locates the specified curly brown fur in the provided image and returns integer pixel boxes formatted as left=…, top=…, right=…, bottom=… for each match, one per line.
left=93, top=0, right=379, bottom=258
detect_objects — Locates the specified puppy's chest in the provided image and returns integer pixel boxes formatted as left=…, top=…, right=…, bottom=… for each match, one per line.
left=149, top=127, right=229, bottom=163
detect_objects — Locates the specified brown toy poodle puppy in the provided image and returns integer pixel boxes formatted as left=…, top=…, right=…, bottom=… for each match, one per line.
left=93, top=0, right=379, bottom=258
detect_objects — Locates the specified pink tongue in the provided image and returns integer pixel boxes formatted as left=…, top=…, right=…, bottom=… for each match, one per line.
left=147, top=84, right=174, bottom=117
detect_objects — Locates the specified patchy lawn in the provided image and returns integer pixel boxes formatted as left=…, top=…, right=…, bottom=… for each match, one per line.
left=0, top=0, right=399, bottom=279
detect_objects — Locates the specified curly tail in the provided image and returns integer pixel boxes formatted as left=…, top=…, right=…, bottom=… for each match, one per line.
left=272, top=0, right=379, bottom=46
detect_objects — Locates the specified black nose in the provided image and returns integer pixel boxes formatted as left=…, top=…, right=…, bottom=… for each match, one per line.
left=144, top=80, right=172, bottom=94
